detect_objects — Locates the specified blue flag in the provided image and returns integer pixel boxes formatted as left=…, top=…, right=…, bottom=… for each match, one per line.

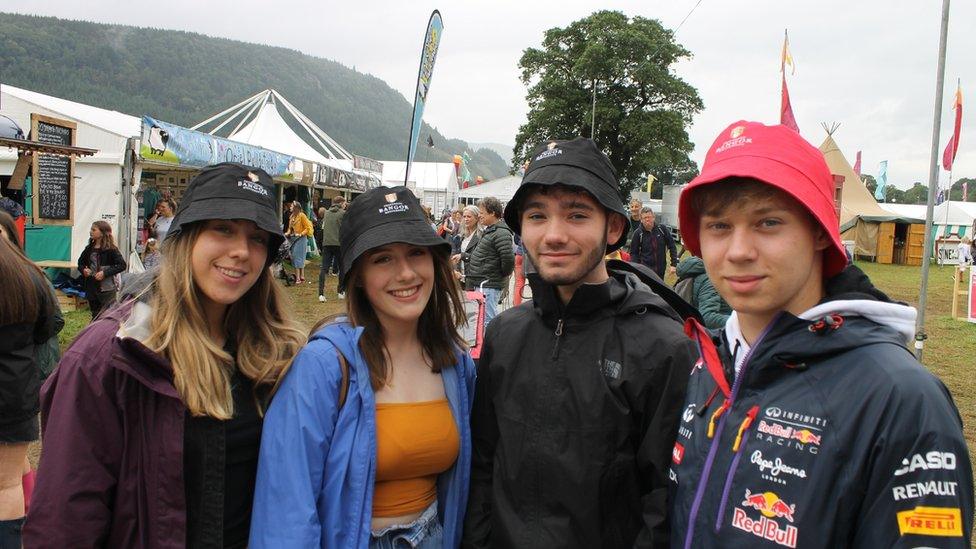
left=405, top=10, right=444, bottom=184
left=874, top=161, right=888, bottom=202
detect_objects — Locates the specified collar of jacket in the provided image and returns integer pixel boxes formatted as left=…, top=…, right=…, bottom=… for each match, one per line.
left=696, top=264, right=915, bottom=389
left=528, top=267, right=666, bottom=325
left=483, top=220, right=511, bottom=236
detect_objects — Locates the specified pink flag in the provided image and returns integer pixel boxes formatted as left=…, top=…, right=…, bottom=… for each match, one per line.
left=942, top=84, right=962, bottom=171
left=853, top=151, right=862, bottom=176
left=780, top=73, right=799, bottom=132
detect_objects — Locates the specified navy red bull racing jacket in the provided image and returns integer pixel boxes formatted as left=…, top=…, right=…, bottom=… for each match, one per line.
left=669, top=269, right=973, bottom=548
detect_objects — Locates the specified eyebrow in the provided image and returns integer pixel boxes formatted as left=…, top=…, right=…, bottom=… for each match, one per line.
left=523, top=198, right=596, bottom=212
left=701, top=205, right=787, bottom=218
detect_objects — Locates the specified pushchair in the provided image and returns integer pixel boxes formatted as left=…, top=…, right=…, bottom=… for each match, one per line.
left=272, top=237, right=297, bottom=286
left=462, top=290, right=487, bottom=364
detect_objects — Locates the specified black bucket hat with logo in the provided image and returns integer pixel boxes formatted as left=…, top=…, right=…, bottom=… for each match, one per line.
left=503, top=137, right=629, bottom=252
left=339, top=185, right=451, bottom=284
left=165, top=162, right=284, bottom=265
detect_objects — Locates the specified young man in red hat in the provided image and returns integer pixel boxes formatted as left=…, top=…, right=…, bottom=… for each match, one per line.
left=669, top=121, right=973, bottom=548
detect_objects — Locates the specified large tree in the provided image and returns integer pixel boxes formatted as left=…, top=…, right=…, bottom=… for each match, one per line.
left=513, top=11, right=703, bottom=197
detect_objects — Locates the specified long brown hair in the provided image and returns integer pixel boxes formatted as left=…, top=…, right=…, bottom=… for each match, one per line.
left=0, top=211, right=20, bottom=247
left=0, top=233, right=44, bottom=324
left=91, top=220, right=118, bottom=250
left=338, top=245, right=466, bottom=391
left=143, top=223, right=306, bottom=418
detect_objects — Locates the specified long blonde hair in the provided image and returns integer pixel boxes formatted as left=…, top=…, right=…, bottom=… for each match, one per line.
left=144, top=223, right=305, bottom=418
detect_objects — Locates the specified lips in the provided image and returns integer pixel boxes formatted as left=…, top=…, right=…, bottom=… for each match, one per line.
left=215, top=266, right=247, bottom=280
left=725, top=275, right=765, bottom=293
left=389, top=285, right=421, bottom=298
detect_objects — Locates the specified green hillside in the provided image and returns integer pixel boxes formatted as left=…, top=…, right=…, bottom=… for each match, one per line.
left=0, top=12, right=509, bottom=179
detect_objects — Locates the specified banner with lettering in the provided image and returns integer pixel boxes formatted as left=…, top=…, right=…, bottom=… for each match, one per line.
left=404, top=10, right=443, bottom=184
left=140, top=116, right=294, bottom=177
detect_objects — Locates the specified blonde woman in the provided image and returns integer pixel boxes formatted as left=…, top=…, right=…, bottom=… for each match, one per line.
left=285, top=200, right=314, bottom=284
left=24, top=163, right=306, bottom=549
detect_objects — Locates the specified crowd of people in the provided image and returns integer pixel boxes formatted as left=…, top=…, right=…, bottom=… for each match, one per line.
left=0, top=122, right=974, bottom=549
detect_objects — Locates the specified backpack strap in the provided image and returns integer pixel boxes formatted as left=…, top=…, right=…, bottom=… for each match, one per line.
left=335, top=348, right=350, bottom=409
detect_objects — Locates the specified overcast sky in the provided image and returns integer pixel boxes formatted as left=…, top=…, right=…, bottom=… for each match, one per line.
left=5, top=0, right=974, bottom=190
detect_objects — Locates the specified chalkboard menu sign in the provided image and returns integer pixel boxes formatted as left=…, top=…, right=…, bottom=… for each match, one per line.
left=30, top=114, right=77, bottom=225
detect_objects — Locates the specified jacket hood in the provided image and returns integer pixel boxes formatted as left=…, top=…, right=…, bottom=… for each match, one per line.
left=529, top=265, right=682, bottom=325
left=676, top=256, right=705, bottom=279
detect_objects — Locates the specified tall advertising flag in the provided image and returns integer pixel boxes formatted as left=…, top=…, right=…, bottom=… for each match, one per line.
left=942, top=82, right=963, bottom=171
left=780, top=30, right=799, bottom=133
left=405, top=10, right=444, bottom=185
left=875, top=161, right=888, bottom=202
left=853, top=151, right=862, bottom=177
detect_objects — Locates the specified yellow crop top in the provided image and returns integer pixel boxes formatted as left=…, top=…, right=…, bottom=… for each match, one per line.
left=372, top=399, right=459, bottom=518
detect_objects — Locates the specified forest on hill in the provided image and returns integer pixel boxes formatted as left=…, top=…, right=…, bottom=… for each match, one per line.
left=0, top=12, right=509, bottom=179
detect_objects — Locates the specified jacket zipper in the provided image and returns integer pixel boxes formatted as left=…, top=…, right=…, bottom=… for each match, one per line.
left=681, top=316, right=779, bottom=549
left=714, top=405, right=759, bottom=531
left=550, top=319, right=564, bottom=359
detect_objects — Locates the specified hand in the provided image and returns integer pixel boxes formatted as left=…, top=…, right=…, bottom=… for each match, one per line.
left=454, top=271, right=463, bottom=281
left=94, top=271, right=105, bottom=281
left=669, top=266, right=677, bottom=275
left=451, top=253, right=462, bottom=264
left=82, top=268, right=92, bottom=277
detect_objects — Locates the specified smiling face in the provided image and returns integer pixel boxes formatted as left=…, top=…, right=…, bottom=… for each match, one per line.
left=698, top=187, right=829, bottom=336
left=358, top=243, right=435, bottom=333
left=519, top=186, right=625, bottom=302
left=190, top=219, right=269, bottom=324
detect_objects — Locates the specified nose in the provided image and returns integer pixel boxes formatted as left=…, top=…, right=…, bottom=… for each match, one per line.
left=540, top=218, right=570, bottom=247
left=394, top=256, right=418, bottom=281
left=227, top=232, right=250, bottom=260
left=726, top=227, right=758, bottom=263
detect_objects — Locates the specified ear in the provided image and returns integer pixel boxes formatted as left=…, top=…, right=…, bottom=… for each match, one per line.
left=813, top=227, right=831, bottom=252
left=606, top=212, right=627, bottom=244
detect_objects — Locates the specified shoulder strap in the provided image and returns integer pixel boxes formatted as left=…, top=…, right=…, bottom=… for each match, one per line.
left=335, top=348, right=350, bottom=409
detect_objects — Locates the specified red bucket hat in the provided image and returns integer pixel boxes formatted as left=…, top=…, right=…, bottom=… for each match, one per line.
left=678, top=121, right=848, bottom=278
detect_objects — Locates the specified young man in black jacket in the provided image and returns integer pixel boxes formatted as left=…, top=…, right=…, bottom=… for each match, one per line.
left=670, top=121, right=973, bottom=548
left=463, top=138, right=697, bottom=548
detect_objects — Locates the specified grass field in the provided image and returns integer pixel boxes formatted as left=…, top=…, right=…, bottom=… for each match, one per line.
left=48, top=258, right=976, bottom=540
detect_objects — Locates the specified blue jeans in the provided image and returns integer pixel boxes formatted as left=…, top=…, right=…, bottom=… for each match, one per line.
left=483, top=287, right=502, bottom=329
left=369, top=502, right=442, bottom=549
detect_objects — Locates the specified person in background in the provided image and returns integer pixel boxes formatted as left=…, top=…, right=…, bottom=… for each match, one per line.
left=285, top=201, right=314, bottom=284
left=25, top=163, right=306, bottom=549
left=319, top=195, right=346, bottom=303
left=674, top=255, right=731, bottom=329
left=464, top=197, right=514, bottom=327
left=957, top=237, right=973, bottom=267
left=627, top=197, right=642, bottom=243
left=77, top=220, right=127, bottom=320
left=629, top=207, right=678, bottom=279
left=149, top=199, right=177, bottom=242
left=670, top=121, right=973, bottom=547
left=451, top=205, right=482, bottom=285
left=0, top=216, right=58, bottom=549
left=142, top=237, right=161, bottom=270
left=250, top=185, right=474, bottom=548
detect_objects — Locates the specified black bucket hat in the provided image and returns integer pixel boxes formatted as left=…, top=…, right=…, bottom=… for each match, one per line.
left=165, top=162, right=283, bottom=264
left=339, top=185, right=450, bottom=284
left=503, top=137, right=629, bottom=252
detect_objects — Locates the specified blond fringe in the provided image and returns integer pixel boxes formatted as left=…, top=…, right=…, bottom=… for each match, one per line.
left=145, top=226, right=305, bottom=419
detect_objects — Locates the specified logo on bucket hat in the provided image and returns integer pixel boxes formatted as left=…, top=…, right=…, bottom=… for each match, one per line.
left=384, top=193, right=398, bottom=203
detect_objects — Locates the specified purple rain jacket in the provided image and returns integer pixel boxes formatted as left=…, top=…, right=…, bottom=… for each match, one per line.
left=23, top=301, right=189, bottom=548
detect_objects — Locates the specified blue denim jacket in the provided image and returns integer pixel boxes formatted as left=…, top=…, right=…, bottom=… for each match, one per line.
left=249, top=322, right=475, bottom=548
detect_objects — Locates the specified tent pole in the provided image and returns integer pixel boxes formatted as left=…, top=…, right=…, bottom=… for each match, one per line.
left=225, top=92, right=269, bottom=138
left=916, top=0, right=952, bottom=360
left=189, top=89, right=268, bottom=131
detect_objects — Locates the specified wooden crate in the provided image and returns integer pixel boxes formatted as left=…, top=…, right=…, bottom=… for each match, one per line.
left=56, top=290, right=88, bottom=312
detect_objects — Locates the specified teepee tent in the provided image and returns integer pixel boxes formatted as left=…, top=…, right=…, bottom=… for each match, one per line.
left=819, top=133, right=924, bottom=264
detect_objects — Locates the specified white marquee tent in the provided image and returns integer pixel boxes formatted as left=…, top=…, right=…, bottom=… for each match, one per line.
left=0, top=83, right=141, bottom=265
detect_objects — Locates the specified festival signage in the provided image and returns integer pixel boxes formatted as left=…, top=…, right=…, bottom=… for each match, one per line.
left=316, top=164, right=376, bottom=192
left=404, top=10, right=443, bottom=184
left=353, top=155, right=383, bottom=174
left=30, top=114, right=76, bottom=225
left=140, top=116, right=294, bottom=177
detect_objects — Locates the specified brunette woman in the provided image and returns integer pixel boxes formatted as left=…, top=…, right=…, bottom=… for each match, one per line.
left=285, top=201, right=314, bottom=284
left=250, top=186, right=474, bottom=548
left=24, top=163, right=306, bottom=548
left=77, top=220, right=127, bottom=319
left=0, top=225, right=57, bottom=549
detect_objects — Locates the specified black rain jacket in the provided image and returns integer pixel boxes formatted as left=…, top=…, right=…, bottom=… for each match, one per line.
left=463, top=266, right=697, bottom=548
left=670, top=266, right=974, bottom=548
